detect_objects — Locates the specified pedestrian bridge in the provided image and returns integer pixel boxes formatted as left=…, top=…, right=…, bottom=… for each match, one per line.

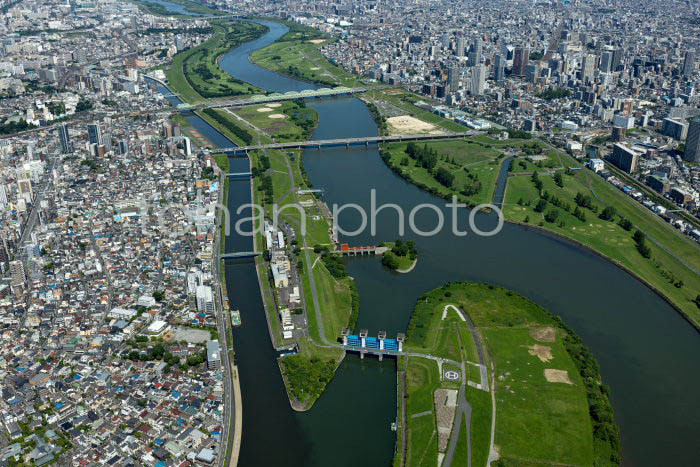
left=217, top=132, right=474, bottom=154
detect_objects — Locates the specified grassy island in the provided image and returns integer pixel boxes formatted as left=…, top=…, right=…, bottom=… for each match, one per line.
left=382, top=240, right=418, bottom=272
left=395, top=282, right=620, bottom=467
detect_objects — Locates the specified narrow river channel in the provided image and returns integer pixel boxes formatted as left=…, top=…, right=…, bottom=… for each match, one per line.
left=147, top=6, right=700, bottom=465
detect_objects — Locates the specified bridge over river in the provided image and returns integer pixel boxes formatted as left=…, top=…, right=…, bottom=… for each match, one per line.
left=217, top=131, right=478, bottom=154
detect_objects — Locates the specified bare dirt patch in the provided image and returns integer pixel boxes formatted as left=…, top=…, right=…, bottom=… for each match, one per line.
left=268, top=113, right=285, bottom=119
left=434, top=388, right=458, bottom=452
left=526, top=345, right=553, bottom=363
left=267, top=103, right=282, bottom=108
left=308, top=39, right=325, bottom=44
left=256, top=107, right=272, bottom=113
left=386, top=115, right=443, bottom=135
left=544, top=369, right=573, bottom=384
left=530, top=326, right=556, bottom=343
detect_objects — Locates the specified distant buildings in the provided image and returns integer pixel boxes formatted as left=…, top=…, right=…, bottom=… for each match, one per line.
left=611, top=143, right=640, bottom=173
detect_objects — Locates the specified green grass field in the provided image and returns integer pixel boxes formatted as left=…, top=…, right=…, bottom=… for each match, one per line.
left=503, top=162, right=700, bottom=326
left=381, top=139, right=504, bottom=207
left=230, top=100, right=318, bottom=142
left=404, top=357, right=441, bottom=467
left=166, top=21, right=267, bottom=103
left=250, top=20, right=360, bottom=88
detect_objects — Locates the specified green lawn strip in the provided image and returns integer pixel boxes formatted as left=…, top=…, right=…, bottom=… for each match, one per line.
left=405, top=357, right=441, bottom=467
left=584, top=167, right=700, bottom=272
left=166, top=21, right=268, bottom=104
left=311, top=258, right=353, bottom=343
left=503, top=170, right=700, bottom=326
left=380, top=139, right=503, bottom=207
left=466, top=385, right=491, bottom=467
left=451, top=415, right=469, bottom=467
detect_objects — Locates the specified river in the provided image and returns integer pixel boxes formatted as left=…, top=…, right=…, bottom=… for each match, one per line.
left=147, top=5, right=700, bottom=466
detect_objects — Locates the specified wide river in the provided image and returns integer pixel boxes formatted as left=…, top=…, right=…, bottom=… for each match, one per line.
left=149, top=7, right=700, bottom=466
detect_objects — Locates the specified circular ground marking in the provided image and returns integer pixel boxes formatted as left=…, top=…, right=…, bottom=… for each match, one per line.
left=444, top=370, right=460, bottom=381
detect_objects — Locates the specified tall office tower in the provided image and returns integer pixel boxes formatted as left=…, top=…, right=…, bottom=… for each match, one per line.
left=87, top=122, right=103, bottom=145
left=470, top=64, right=486, bottom=95
left=0, top=184, right=7, bottom=207
left=494, top=54, right=506, bottom=82
left=682, top=50, right=695, bottom=77
left=600, top=51, right=613, bottom=73
left=581, top=54, right=596, bottom=84
left=447, top=66, right=459, bottom=92
left=683, top=116, right=700, bottom=163
left=513, top=47, right=529, bottom=76
left=456, top=37, right=465, bottom=57
left=469, top=37, right=482, bottom=66
left=611, top=47, right=623, bottom=71
left=59, top=123, right=71, bottom=153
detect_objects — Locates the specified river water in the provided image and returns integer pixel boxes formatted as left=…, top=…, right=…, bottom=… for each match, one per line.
left=148, top=5, right=700, bottom=465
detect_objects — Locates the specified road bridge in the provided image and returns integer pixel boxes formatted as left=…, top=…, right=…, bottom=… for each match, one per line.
left=176, top=86, right=373, bottom=111
left=220, top=251, right=261, bottom=260
left=218, top=131, right=476, bottom=154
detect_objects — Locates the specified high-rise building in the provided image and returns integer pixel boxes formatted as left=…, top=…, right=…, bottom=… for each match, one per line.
left=469, top=37, right=482, bottom=66
left=600, top=51, right=613, bottom=73
left=525, top=62, right=539, bottom=83
left=456, top=37, right=466, bottom=57
left=470, top=64, right=486, bottom=95
left=611, top=143, right=640, bottom=173
left=682, top=50, right=695, bottom=77
left=206, top=340, right=221, bottom=370
left=447, top=66, right=459, bottom=92
left=494, top=55, right=505, bottom=82
left=611, top=48, right=623, bottom=71
left=683, top=116, right=700, bottom=162
left=87, top=122, right=103, bottom=145
left=581, top=54, right=596, bottom=84
left=513, top=47, right=529, bottom=76
left=118, top=139, right=129, bottom=155
left=662, top=118, right=688, bottom=141
left=59, top=123, right=71, bottom=153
